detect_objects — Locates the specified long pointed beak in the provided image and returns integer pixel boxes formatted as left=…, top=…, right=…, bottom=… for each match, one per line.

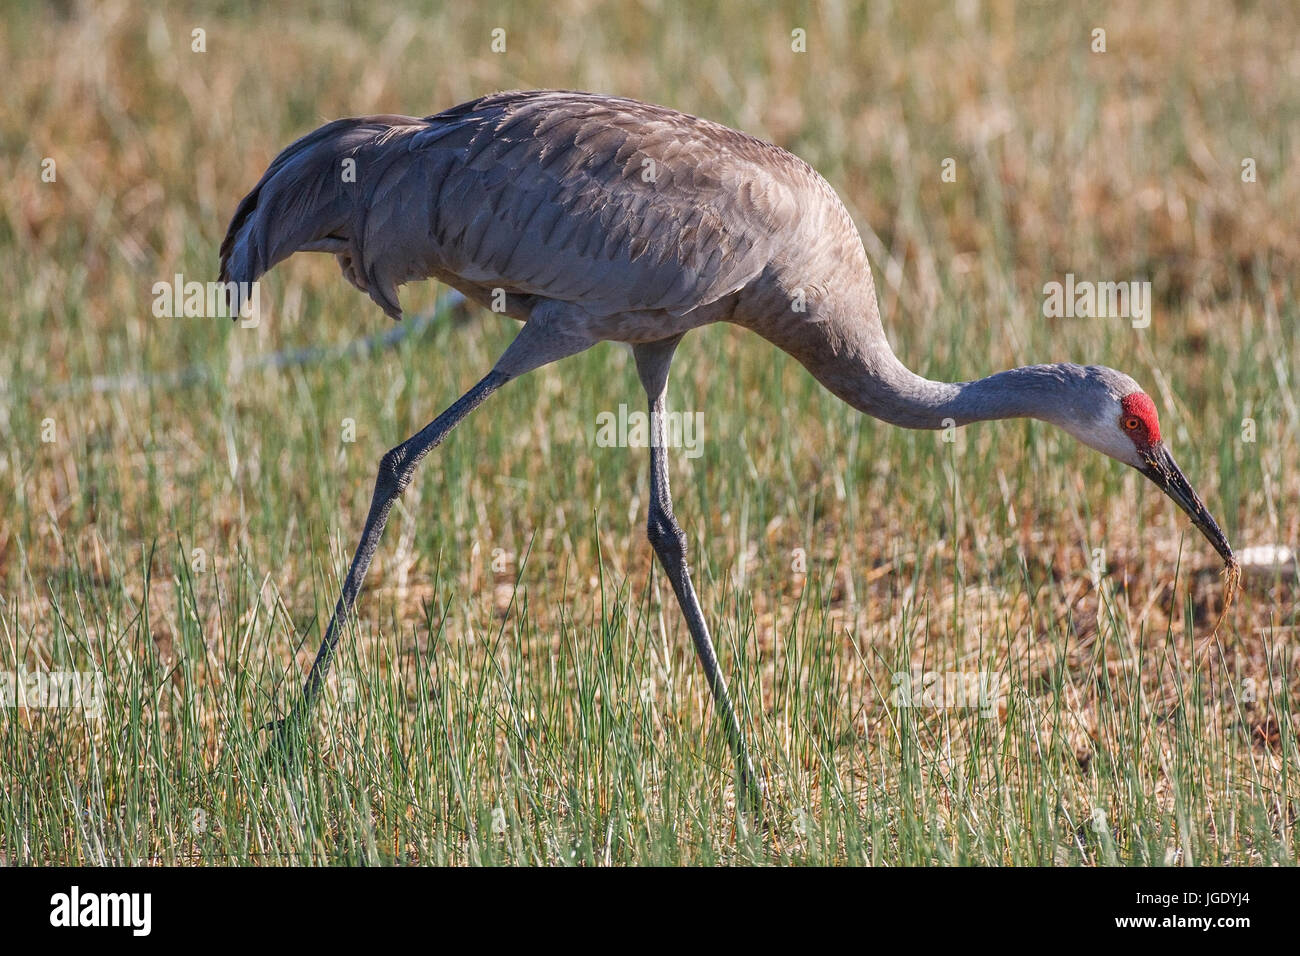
left=1138, top=442, right=1234, bottom=564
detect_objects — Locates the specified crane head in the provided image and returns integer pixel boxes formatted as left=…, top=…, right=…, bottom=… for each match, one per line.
left=1060, top=372, right=1234, bottom=564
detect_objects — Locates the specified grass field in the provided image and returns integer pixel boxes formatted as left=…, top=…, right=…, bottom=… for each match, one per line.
left=2, top=0, right=1298, bottom=865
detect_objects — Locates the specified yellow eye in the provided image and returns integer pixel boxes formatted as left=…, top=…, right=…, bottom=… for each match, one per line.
left=1124, top=417, right=1141, bottom=430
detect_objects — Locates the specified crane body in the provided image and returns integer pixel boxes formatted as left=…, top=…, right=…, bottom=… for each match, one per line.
left=221, top=90, right=1235, bottom=807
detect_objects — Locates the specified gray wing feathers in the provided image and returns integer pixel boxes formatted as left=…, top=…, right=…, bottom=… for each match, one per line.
left=221, top=91, right=819, bottom=321
left=219, top=115, right=419, bottom=288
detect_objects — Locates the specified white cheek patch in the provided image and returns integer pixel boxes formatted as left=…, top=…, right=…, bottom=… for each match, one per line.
left=1057, top=408, right=1146, bottom=469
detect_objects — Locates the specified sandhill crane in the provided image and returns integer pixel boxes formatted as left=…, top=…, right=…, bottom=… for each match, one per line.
left=221, top=89, right=1236, bottom=807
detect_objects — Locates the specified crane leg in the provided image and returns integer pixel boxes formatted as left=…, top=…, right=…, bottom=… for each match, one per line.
left=265, top=313, right=593, bottom=761
left=633, top=339, right=763, bottom=815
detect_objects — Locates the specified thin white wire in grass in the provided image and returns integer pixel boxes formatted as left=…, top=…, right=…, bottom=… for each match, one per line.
left=20, top=290, right=466, bottom=398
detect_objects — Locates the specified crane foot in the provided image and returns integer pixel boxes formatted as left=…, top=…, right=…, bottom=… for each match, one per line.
left=736, top=760, right=768, bottom=822
left=259, top=713, right=306, bottom=771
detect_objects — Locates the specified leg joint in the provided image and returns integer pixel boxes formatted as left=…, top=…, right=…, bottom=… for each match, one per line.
left=377, top=446, right=410, bottom=497
left=647, top=508, right=687, bottom=563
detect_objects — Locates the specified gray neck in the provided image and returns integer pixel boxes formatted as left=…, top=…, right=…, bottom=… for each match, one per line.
left=832, top=348, right=1077, bottom=432
left=762, top=287, right=1098, bottom=433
